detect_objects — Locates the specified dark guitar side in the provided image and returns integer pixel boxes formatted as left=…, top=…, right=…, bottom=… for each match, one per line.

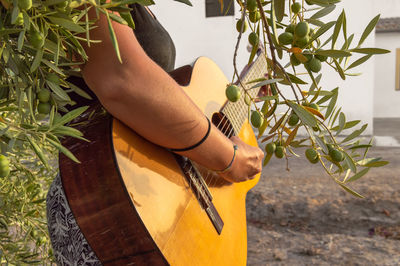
left=59, top=106, right=168, bottom=265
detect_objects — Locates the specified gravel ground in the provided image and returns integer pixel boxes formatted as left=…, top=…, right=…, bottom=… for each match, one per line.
left=246, top=146, right=400, bottom=265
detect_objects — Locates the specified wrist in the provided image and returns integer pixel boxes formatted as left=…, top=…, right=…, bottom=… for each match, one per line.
left=214, top=144, right=238, bottom=174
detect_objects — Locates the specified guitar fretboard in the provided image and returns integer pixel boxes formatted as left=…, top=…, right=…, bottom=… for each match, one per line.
left=222, top=54, right=268, bottom=135
left=173, top=54, right=268, bottom=235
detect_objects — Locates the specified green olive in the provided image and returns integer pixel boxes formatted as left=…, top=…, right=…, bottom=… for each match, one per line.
left=329, top=149, right=344, bottom=162
left=251, top=111, right=264, bottom=128
left=249, top=11, right=261, bottom=23
left=307, top=58, right=322, bottom=73
left=225, top=85, right=241, bottom=102
left=275, top=146, right=285, bottom=158
left=37, top=89, right=51, bottom=103
left=288, top=113, right=299, bottom=126
left=290, top=54, right=301, bottom=66
left=18, top=0, right=32, bottom=10
left=246, top=0, right=257, bottom=12
left=305, top=148, right=318, bottom=163
left=265, top=142, right=276, bottom=154
left=295, top=36, right=309, bottom=48
left=278, top=32, right=294, bottom=45
left=295, top=21, right=310, bottom=38
left=29, top=30, right=45, bottom=49
left=37, top=102, right=51, bottom=114
left=236, top=19, right=248, bottom=33
left=315, top=54, right=328, bottom=62
left=291, top=2, right=301, bottom=13
left=285, top=24, right=296, bottom=34
left=248, top=32, right=259, bottom=46
left=0, top=155, right=10, bottom=178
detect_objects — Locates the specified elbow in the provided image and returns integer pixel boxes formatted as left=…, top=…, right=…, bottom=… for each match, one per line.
left=82, top=67, right=130, bottom=105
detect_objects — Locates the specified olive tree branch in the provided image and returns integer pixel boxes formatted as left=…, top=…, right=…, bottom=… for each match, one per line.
left=232, top=0, right=262, bottom=113
left=256, top=0, right=305, bottom=104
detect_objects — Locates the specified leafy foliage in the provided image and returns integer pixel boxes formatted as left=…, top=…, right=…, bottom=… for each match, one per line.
left=0, top=0, right=145, bottom=263
left=228, top=0, right=389, bottom=198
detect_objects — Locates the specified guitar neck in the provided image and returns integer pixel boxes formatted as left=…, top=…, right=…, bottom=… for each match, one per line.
left=221, top=54, right=268, bottom=135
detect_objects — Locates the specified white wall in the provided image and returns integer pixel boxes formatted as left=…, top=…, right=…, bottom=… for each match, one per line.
left=372, top=0, right=400, bottom=118
left=151, top=0, right=378, bottom=134
left=318, top=0, right=376, bottom=134
left=151, top=0, right=248, bottom=79
left=373, top=0, right=400, bottom=18
left=374, top=33, right=400, bottom=117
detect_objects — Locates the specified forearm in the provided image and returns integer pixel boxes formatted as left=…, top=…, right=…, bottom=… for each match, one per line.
left=81, top=11, right=235, bottom=171
left=95, top=59, right=235, bottom=171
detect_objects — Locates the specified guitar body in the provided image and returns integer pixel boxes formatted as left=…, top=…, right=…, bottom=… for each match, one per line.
left=60, top=57, right=260, bottom=265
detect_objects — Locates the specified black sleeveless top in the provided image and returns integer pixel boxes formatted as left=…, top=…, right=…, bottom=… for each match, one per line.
left=68, top=4, right=176, bottom=106
left=131, top=4, right=176, bottom=72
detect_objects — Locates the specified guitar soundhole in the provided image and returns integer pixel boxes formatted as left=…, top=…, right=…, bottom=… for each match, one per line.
left=212, top=112, right=234, bottom=138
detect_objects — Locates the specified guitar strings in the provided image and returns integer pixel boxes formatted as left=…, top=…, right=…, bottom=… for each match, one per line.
left=180, top=67, right=265, bottom=237
left=205, top=55, right=264, bottom=188
left=185, top=53, right=266, bottom=213
left=187, top=54, right=265, bottom=192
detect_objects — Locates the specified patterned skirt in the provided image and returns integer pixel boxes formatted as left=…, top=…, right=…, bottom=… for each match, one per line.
left=46, top=174, right=102, bottom=265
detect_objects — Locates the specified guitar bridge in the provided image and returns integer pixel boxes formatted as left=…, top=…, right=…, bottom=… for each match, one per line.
left=173, top=154, right=224, bottom=235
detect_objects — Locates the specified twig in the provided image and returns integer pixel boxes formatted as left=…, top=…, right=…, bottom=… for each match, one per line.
left=232, top=0, right=262, bottom=113
left=256, top=0, right=304, bottom=104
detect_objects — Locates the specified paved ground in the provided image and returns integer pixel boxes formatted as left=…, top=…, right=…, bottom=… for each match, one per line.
left=246, top=118, right=400, bottom=265
left=374, top=118, right=400, bottom=146
left=373, top=118, right=400, bottom=142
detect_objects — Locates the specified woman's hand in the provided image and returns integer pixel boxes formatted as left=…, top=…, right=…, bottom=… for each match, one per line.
left=218, top=136, right=264, bottom=183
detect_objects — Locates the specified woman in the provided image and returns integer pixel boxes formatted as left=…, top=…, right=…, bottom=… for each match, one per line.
left=47, top=4, right=264, bottom=265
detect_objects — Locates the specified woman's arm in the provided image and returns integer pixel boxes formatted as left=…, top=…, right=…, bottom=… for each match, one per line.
left=80, top=10, right=263, bottom=182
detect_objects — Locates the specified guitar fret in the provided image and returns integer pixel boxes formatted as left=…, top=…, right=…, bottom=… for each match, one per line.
left=222, top=53, right=268, bottom=134
left=224, top=104, right=239, bottom=135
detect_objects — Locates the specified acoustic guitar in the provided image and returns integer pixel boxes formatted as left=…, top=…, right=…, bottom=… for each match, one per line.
left=60, top=54, right=267, bottom=265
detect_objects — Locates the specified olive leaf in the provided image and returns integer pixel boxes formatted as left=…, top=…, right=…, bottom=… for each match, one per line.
left=51, top=106, right=89, bottom=128
left=172, top=0, right=192, bottom=6
left=250, top=79, right=282, bottom=89
left=26, top=135, right=50, bottom=170
left=315, top=135, right=329, bottom=154
left=358, top=14, right=380, bottom=47
left=46, top=80, right=71, bottom=102
left=344, top=168, right=370, bottom=183
left=351, top=48, right=390, bottom=55
left=67, top=81, right=93, bottom=100
left=331, top=120, right=360, bottom=131
left=331, top=9, right=344, bottom=49
left=337, top=182, right=364, bottom=198
left=325, top=87, right=338, bottom=118
left=315, top=49, right=351, bottom=58
left=308, top=21, right=336, bottom=45
left=30, top=49, right=43, bottom=73
left=263, top=152, right=273, bottom=166
left=47, top=137, right=80, bottom=163
left=287, top=101, right=318, bottom=128
left=341, top=124, right=368, bottom=143
left=285, top=125, right=300, bottom=146
left=333, top=58, right=346, bottom=80
left=349, top=144, right=372, bottom=150
left=346, top=54, right=372, bottom=71
left=343, top=151, right=357, bottom=173
left=105, top=11, right=122, bottom=63
left=311, top=5, right=336, bottom=20
left=48, top=16, right=86, bottom=33
left=268, top=113, right=287, bottom=134
left=273, top=0, right=285, bottom=22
